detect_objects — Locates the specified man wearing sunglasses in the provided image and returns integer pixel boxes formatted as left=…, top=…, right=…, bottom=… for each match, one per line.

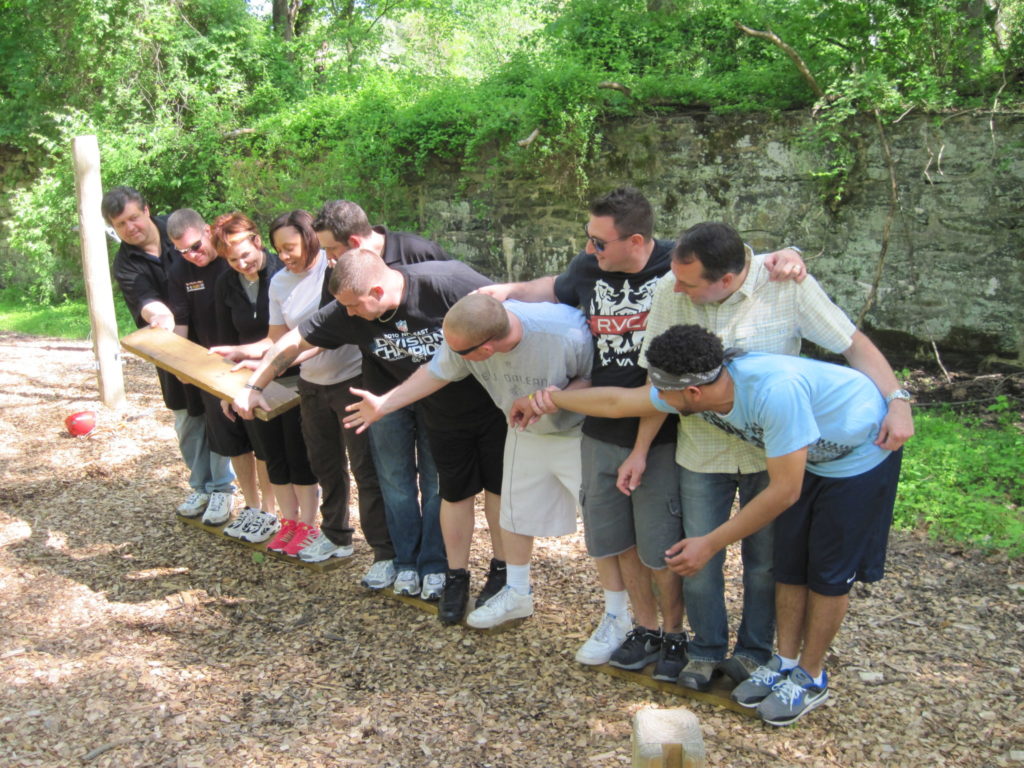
left=105, top=186, right=231, bottom=520
left=343, top=292, right=593, bottom=630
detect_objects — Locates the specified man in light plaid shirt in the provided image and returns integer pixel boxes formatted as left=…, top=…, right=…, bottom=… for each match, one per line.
left=631, top=222, right=914, bottom=692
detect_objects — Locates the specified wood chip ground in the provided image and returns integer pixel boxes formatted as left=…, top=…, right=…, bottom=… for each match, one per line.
left=0, top=332, right=1021, bottom=767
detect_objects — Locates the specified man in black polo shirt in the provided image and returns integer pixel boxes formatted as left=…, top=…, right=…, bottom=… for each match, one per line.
left=104, top=187, right=233, bottom=518
left=166, top=208, right=266, bottom=527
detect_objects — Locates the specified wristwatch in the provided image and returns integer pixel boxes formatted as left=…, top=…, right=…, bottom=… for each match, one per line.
left=885, top=388, right=912, bottom=405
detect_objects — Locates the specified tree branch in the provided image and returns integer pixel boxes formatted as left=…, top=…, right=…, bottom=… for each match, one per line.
left=735, top=22, right=824, bottom=99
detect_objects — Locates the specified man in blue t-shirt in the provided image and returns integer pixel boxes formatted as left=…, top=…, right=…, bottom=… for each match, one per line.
left=512, top=323, right=904, bottom=727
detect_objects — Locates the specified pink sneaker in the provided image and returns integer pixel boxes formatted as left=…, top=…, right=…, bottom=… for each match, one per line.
left=266, top=518, right=299, bottom=552
left=282, top=522, right=319, bottom=557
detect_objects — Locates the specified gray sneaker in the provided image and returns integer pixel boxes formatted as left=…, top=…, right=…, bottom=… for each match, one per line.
left=731, top=655, right=789, bottom=708
left=201, top=491, right=234, bottom=525
left=361, top=559, right=396, bottom=590
left=757, top=666, right=829, bottom=726
left=298, top=531, right=354, bottom=562
left=609, top=627, right=662, bottom=671
left=420, top=572, right=446, bottom=601
left=677, top=659, right=719, bottom=691
left=719, top=654, right=762, bottom=684
left=393, top=569, right=420, bottom=596
left=177, top=491, right=210, bottom=518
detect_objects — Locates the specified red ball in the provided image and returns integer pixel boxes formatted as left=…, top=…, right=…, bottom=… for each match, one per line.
left=65, top=411, right=97, bottom=437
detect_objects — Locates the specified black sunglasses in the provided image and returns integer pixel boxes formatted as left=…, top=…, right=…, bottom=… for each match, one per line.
left=583, top=223, right=632, bottom=253
left=452, top=335, right=494, bottom=356
left=176, top=239, right=203, bottom=256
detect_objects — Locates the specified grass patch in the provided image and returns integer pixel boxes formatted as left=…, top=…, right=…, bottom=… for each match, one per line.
left=896, top=397, right=1024, bottom=556
left=0, top=288, right=135, bottom=339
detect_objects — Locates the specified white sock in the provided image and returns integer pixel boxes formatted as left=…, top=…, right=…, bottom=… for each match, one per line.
left=777, top=654, right=799, bottom=672
left=506, top=564, right=531, bottom=594
left=604, top=589, right=629, bottom=618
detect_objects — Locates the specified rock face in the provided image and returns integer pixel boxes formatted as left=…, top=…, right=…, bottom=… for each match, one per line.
left=416, top=112, right=1023, bottom=361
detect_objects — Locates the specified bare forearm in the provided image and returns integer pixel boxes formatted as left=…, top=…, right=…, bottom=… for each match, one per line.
left=550, top=385, right=656, bottom=418
left=378, top=366, right=449, bottom=416
left=248, top=331, right=308, bottom=389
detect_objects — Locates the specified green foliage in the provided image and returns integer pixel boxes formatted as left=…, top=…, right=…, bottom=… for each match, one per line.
left=896, top=399, right=1024, bottom=556
left=0, top=287, right=134, bottom=338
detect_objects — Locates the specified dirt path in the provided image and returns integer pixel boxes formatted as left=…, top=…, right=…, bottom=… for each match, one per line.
left=0, top=332, right=1021, bottom=767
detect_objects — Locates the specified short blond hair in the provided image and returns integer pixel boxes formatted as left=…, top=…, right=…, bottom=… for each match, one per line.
left=328, top=247, right=389, bottom=297
left=443, top=293, right=510, bottom=343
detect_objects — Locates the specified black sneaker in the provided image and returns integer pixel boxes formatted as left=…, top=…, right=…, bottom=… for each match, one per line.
left=609, top=627, right=662, bottom=671
left=475, top=558, right=506, bottom=608
left=439, top=569, right=470, bottom=626
left=652, top=631, right=689, bottom=682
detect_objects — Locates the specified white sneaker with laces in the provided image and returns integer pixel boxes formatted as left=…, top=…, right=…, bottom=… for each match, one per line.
left=223, top=506, right=258, bottom=538
left=393, top=569, right=420, bottom=596
left=299, top=531, right=354, bottom=562
left=575, top=611, right=633, bottom=665
left=201, top=491, right=234, bottom=525
left=239, top=510, right=280, bottom=543
left=420, top=572, right=446, bottom=601
left=177, top=491, right=210, bottom=518
left=361, top=559, right=396, bottom=590
left=466, top=585, right=534, bottom=629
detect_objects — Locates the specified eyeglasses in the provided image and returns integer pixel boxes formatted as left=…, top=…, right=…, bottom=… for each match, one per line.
left=583, top=224, right=632, bottom=253
left=452, top=335, right=494, bottom=356
left=176, top=239, right=203, bottom=256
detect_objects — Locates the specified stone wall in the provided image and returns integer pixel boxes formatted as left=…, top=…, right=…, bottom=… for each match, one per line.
left=412, top=112, right=1024, bottom=361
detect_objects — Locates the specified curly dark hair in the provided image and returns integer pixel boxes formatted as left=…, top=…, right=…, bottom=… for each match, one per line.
left=646, top=324, right=724, bottom=375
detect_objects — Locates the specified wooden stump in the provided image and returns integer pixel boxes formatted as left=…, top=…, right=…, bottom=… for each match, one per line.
left=632, top=706, right=706, bottom=768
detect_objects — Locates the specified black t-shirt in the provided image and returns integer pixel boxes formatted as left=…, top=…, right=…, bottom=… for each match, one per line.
left=554, top=238, right=678, bottom=448
left=111, top=215, right=199, bottom=414
left=301, top=260, right=497, bottom=430
left=168, top=256, right=232, bottom=348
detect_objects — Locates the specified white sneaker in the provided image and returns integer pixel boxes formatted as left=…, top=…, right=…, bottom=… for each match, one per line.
left=575, top=611, right=633, bottom=665
left=177, top=491, right=210, bottom=518
left=299, top=531, right=354, bottom=562
left=421, top=572, right=446, bottom=601
left=223, top=506, right=258, bottom=538
left=361, top=559, right=396, bottom=590
left=466, top=585, right=534, bottom=629
left=238, top=509, right=281, bottom=543
left=201, top=491, right=234, bottom=525
left=393, top=569, right=420, bottom=596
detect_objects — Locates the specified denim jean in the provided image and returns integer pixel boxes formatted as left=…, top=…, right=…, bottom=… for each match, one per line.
left=368, top=404, right=444, bottom=576
left=173, top=409, right=234, bottom=494
left=679, top=466, right=774, bottom=664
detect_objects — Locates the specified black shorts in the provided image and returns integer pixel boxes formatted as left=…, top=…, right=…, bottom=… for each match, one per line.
left=244, top=406, right=317, bottom=486
left=199, top=390, right=251, bottom=458
left=775, top=449, right=903, bottom=596
left=425, top=407, right=506, bottom=502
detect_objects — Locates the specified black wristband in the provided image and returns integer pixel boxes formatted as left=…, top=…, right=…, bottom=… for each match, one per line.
left=245, top=383, right=264, bottom=393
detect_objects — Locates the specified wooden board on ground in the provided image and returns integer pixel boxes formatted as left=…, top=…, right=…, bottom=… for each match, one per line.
left=596, top=662, right=758, bottom=717
left=176, top=514, right=350, bottom=572
left=372, top=587, right=527, bottom=633
left=121, top=327, right=298, bottom=420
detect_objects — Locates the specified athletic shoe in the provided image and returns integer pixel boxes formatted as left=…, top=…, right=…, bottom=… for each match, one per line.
left=223, top=506, right=258, bottom=538
left=281, top=522, right=318, bottom=556
left=266, top=518, right=299, bottom=552
left=719, top=654, right=761, bottom=685
left=757, top=666, right=829, bottom=726
left=438, top=570, right=470, bottom=625
left=361, top=559, right=396, bottom=590
left=298, top=531, right=354, bottom=562
left=201, top=491, right=234, bottom=526
left=394, top=569, right=420, bottom=597
left=238, top=509, right=281, bottom=544
left=574, top=611, right=633, bottom=666
left=177, top=491, right=210, bottom=518
left=731, top=655, right=789, bottom=708
left=475, top=558, right=507, bottom=608
left=678, top=659, right=719, bottom=691
left=421, top=572, right=446, bottom=601
left=652, top=632, right=690, bottom=682
left=609, top=627, right=662, bottom=670
left=466, top=585, right=534, bottom=629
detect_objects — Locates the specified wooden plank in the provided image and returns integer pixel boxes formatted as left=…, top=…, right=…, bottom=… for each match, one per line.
left=120, top=327, right=298, bottom=420
left=176, top=514, right=350, bottom=572
left=596, top=663, right=758, bottom=717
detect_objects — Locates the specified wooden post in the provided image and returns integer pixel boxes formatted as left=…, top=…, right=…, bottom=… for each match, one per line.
left=632, top=707, right=706, bottom=768
left=72, top=135, right=126, bottom=409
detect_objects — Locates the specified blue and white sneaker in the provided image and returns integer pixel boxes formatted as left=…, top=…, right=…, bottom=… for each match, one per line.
left=756, top=666, right=829, bottom=726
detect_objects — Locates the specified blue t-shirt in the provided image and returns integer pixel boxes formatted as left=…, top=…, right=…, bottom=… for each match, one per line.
left=651, top=352, right=890, bottom=478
